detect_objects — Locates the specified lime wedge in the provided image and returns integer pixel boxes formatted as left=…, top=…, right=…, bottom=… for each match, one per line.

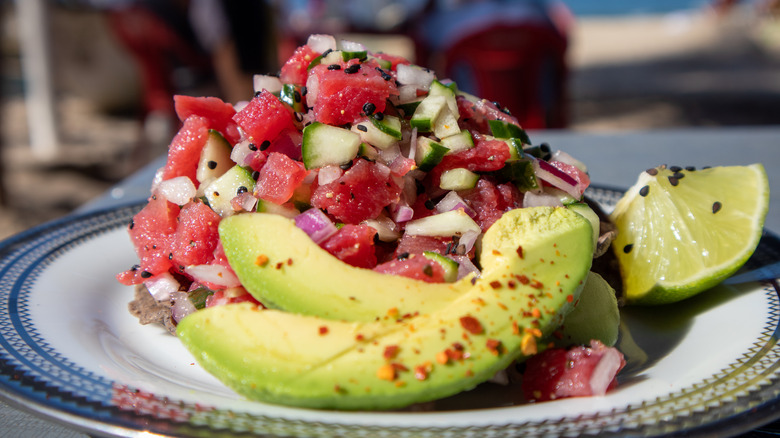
left=610, top=164, right=769, bottom=305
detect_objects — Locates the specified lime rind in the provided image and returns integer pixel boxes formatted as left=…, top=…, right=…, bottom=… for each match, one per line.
left=611, top=164, right=769, bottom=305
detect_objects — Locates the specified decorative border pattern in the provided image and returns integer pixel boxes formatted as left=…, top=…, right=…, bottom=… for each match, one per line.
left=0, top=191, right=779, bottom=437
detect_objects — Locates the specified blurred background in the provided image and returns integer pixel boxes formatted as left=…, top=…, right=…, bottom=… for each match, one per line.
left=0, top=0, right=778, bottom=241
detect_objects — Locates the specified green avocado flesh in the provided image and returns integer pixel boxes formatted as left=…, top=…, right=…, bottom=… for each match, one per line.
left=177, top=207, right=594, bottom=410
left=218, top=213, right=472, bottom=321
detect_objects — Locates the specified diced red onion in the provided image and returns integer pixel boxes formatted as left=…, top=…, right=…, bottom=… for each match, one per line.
left=522, top=190, right=564, bottom=208
left=171, top=291, right=197, bottom=323
left=318, top=165, right=343, bottom=185
left=397, top=85, right=420, bottom=103
left=308, top=34, right=337, bottom=53
left=305, top=74, right=319, bottom=109
left=144, top=272, right=180, bottom=301
left=233, top=101, right=249, bottom=112
left=458, top=229, right=480, bottom=254
left=435, top=191, right=477, bottom=218
left=363, top=215, right=401, bottom=242
left=378, top=144, right=401, bottom=167
left=533, top=158, right=583, bottom=199
left=392, top=202, right=414, bottom=223
left=150, top=166, right=165, bottom=194
left=294, top=208, right=338, bottom=244
left=253, top=74, right=283, bottom=94
left=447, top=254, right=481, bottom=281
left=408, top=127, right=418, bottom=161
left=396, top=64, right=434, bottom=90
left=232, top=191, right=258, bottom=212
left=374, top=161, right=392, bottom=179
left=551, top=150, right=588, bottom=173
left=231, top=140, right=254, bottom=166
left=158, top=176, right=196, bottom=205
left=303, top=168, right=318, bottom=184
left=589, top=346, right=625, bottom=396
left=185, top=264, right=241, bottom=288
left=340, top=39, right=365, bottom=52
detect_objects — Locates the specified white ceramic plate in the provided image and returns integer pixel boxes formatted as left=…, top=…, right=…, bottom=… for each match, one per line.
left=1, top=187, right=780, bottom=437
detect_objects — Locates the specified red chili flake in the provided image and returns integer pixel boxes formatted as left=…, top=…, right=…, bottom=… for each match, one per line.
left=287, top=258, right=293, bottom=266
left=529, top=279, right=544, bottom=289
left=318, top=326, right=329, bottom=335
left=445, top=348, right=464, bottom=361
left=459, top=316, right=483, bottom=334
left=435, top=351, right=449, bottom=364
left=517, top=275, right=530, bottom=285
left=492, top=249, right=502, bottom=256
left=516, top=245, right=524, bottom=259
left=489, top=280, right=502, bottom=289
left=531, top=308, right=541, bottom=318
left=391, top=362, right=408, bottom=372
left=355, top=334, right=364, bottom=341
left=384, top=345, right=400, bottom=360
left=507, top=280, right=516, bottom=289
left=486, top=339, right=501, bottom=355
left=566, top=294, right=574, bottom=303
left=275, top=262, right=284, bottom=270
left=377, top=364, right=395, bottom=381
left=512, top=321, right=520, bottom=335
left=414, top=362, right=432, bottom=380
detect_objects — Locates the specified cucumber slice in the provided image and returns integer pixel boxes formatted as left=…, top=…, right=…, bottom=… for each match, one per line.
left=368, top=55, right=392, bottom=70
left=404, top=209, right=481, bottom=237
left=358, top=142, right=380, bottom=161
left=280, top=84, right=304, bottom=113
left=320, top=50, right=343, bottom=65
left=415, top=136, right=449, bottom=172
left=422, top=251, right=460, bottom=283
left=428, top=79, right=459, bottom=118
left=439, top=168, right=479, bottom=191
left=196, top=130, right=233, bottom=185
left=302, top=122, right=361, bottom=169
left=497, top=160, right=538, bottom=191
left=488, top=119, right=531, bottom=145
left=256, top=199, right=299, bottom=219
left=432, top=106, right=460, bottom=139
left=204, top=165, right=256, bottom=217
left=410, top=95, right=447, bottom=132
left=440, top=130, right=474, bottom=154
left=369, top=114, right=402, bottom=140
left=504, top=138, right=524, bottom=160
left=351, top=121, right=397, bottom=150
left=341, top=50, right=367, bottom=62
left=395, top=100, right=422, bottom=118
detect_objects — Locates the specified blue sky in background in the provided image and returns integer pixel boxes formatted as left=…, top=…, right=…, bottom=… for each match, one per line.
left=561, top=0, right=711, bottom=16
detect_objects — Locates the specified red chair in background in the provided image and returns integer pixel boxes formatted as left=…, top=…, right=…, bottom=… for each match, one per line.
left=440, top=23, right=568, bottom=129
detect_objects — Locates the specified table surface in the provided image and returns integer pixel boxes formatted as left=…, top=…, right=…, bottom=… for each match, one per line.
left=1, top=126, right=779, bottom=437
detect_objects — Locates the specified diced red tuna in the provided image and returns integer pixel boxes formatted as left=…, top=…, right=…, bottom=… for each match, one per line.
left=280, top=44, right=320, bottom=86
left=173, top=95, right=240, bottom=144
left=320, top=224, right=378, bottom=269
left=233, top=90, right=296, bottom=145
left=168, top=200, right=221, bottom=274
left=373, top=254, right=447, bottom=283
left=306, top=59, right=398, bottom=126
left=522, top=340, right=626, bottom=402
left=161, top=115, right=210, bottom=184
left=311, top=159, right=401, bottom=224
left=254, top=152, right=308, bottom=205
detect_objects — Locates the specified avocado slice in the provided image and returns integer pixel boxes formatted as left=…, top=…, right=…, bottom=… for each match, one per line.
left=219, top=213, right=472, bottom=321
left=177, top=207, right=593, bottom=410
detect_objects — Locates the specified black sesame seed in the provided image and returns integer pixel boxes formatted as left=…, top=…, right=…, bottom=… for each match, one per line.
left=623, top=244, right=634, bottom=254
left=397, top=252, right=410, bottom=260
left=685, top=166, right=696, bottom=171
left=259, top=140, right=271, bottom=151
left=327, top=64, right=341, bottom=70
left=639, top=185, right=650, bottom=197
left=712, top=201, right=722, bottom=214
left=251, top=170, right=260, bottom=180
left=668, top=176, right=679, bottom=186
left=248, top=143, right=258, bottom=151
left=673, top=171, right=685, bottom=179
left=168, top=253, right=173, bottom=260
left=344, top=64, right=360, bottom=74
left=339, top=161, right=353, bottom=170
left=670, top=166, right=682, bottom=172
left=254, top=90, right=262, bottom=98
left=356, top=124, right=368, bottom=132
left=301, top=85, right=307, bottom=96
left=321, top=49, right=333, bottom=57
left=422, top=265, right=434, bottom=277
left=646, top=168, right=659, bottom=176
left=237, top=186, right=248, bottom=195
left=128, top=219, right=134, bottom=230
left=293, top=90, right=301, bottom=102
left=207, top=160, right=218, bottom=170
left=131, top=264, right=140, bottom=271
left=294, top=112, right=304, bottom=122
left=424, top=199, right=435, bottom=210
left=140, top=270, right=153, bottom=278
left=362, top=102, right=376, bottom=115
left=373, top=112, right=384, bottom=121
